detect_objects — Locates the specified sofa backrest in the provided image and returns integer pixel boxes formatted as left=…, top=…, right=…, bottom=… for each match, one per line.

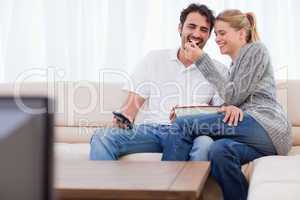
left=0, top=81, right=126, bottom=125
left=0, top=80, right=299, bottom=145
left=287, top=80, right=300, bottom=145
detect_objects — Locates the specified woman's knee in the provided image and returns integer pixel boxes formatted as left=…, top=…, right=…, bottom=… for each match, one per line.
left=189, top=136, right=214, bottom=161
left=192, top=135, right=214, bottom=153
left=194, top=135, right=214, bottom=144
left=208, top=139, right=234, bottom=162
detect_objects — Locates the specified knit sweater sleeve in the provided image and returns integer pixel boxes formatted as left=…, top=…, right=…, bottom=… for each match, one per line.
left=195, top=43, right=269, bottom=106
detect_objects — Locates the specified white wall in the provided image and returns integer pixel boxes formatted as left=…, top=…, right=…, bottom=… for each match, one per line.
left=0, top=0, right=299, bottom=82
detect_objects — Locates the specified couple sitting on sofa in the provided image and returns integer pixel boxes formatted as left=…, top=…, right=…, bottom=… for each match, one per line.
left=89, top=3, right=292, bottom=200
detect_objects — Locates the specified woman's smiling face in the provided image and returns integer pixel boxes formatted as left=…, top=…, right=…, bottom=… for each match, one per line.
left=214, top=20, right=246, bottom=59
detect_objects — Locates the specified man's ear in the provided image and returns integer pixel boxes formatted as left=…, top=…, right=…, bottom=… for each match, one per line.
left=178, top=23, right=183, bottom=35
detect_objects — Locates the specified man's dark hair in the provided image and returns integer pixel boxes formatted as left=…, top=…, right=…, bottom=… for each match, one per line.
left=180, top=3, right=215, bottom=33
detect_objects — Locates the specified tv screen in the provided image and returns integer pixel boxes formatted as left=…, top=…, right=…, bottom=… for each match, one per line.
left=0, top=97, right=53, bottom=200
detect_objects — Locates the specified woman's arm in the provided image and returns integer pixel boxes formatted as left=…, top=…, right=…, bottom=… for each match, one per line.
left=195, top=43, right=269, bottom=106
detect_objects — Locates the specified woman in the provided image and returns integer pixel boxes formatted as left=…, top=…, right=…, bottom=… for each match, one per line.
left=162, top=10, right=292, bottom=200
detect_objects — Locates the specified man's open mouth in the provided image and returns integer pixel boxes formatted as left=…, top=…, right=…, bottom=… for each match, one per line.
left=188, top=37, right=201, bottom=46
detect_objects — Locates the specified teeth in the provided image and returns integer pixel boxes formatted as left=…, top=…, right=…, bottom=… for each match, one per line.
left=188, top=38, right=199, bottom=44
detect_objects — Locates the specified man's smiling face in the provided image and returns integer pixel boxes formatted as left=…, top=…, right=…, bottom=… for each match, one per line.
left=179, top=12, right=211, bottom=50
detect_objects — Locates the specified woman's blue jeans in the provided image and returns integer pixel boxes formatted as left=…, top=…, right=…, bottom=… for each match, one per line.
left=162, top=113, right=277, bottom=200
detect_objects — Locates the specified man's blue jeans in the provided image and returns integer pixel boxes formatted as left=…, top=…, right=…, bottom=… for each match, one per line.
left=162, top=113, right=277, bottom=200
left=89, top=124, right=214, bottom=161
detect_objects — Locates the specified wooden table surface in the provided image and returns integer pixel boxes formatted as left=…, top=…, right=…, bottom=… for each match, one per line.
left=55, top=161, right=210, bottom=200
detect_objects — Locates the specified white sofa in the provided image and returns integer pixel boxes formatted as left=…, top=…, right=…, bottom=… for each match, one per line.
left=1, top=80, right=300, bottom=200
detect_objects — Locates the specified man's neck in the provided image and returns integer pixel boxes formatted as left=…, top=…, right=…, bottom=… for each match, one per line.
left=177, top=48, right=193, bottom=67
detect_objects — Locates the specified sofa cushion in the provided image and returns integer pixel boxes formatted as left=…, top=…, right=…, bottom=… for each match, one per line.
left=287, top=80, right=300, bottom=126
left=248, top=183, right=300, bottom=200
left=120, top=153, right=162, bottom=161
left=292, top=127, right=300, bottom=146
left=0, top=81, right=127, bottom=127
left=248, top=155, right=300, bottom=200
left=54, top=126, right=97, bottom=143
left=54, top=144, right=162, bottom=162
left=53, top=81, right=127, bottom=127
left=288, top=146, right=300, bottom=156
left=55, top=143, right=90, bottom=161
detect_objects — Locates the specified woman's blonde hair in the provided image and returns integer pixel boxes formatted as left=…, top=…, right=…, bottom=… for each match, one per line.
left=216, top=9, right=260, bottom=43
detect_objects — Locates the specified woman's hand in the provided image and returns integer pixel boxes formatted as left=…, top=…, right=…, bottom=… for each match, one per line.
left=169, top=106, right=178, bottom=123
left=218, top=105, right=244, bottom=126
left=183, top=40, right=204, bottom=63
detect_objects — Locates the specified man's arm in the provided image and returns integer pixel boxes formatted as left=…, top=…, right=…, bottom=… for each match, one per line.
left=114, top=51, right=154, bottom=127
left=113, top=91, right=145, bottom=127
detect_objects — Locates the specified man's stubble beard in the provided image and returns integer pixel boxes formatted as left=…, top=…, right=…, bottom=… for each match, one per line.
left=180, top=32, right=207, bottom=50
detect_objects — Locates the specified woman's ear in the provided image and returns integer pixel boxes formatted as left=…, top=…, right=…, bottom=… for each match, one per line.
left=239, top=28, right=247, bottom=42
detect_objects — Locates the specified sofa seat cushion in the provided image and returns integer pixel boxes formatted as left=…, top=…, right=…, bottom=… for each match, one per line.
left=54, top=126, right=96, bottom=143
left=55, top=143, right=90, bottom=161
left=288, top=145, right=300, bottom=156
left=120, top=153, right=162, bottom=161
left=248, top=155, right=300, bottom=200
left=54, top=143, right=164, bottom=162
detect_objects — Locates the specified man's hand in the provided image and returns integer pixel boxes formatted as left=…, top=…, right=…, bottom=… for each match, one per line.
left=183, top=40, right=204, bottom=63
left=112, top=91, right=145, bottom=129
left=218, top=105, right=244, bottom=126
left=112, top=113, right=133, bottom=129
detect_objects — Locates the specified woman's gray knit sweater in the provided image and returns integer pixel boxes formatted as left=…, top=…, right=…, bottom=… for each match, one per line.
left=195, top=42, right=292, bottom=155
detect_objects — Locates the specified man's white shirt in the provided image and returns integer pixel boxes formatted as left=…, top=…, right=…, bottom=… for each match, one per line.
left=123, top=49, right=228, bottom=124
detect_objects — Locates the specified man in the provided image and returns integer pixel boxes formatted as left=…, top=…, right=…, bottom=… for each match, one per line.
left=89, top=3, right=233, bottom=161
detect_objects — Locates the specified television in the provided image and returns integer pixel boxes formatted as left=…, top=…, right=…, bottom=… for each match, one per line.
left=0, top=97, right=53, bottom=200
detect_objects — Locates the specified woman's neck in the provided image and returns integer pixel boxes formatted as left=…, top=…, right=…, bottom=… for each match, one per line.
left=230, top=42, right=248, bottom=62
left=229, top=50, right=240, bottom=62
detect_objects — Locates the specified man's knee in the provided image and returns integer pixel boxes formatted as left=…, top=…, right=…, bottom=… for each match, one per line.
left=90, top=128, right=113, bottom=147
left=90, top=128, right=104, bottom=143
left=90, top=128, right=121, bottom=160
